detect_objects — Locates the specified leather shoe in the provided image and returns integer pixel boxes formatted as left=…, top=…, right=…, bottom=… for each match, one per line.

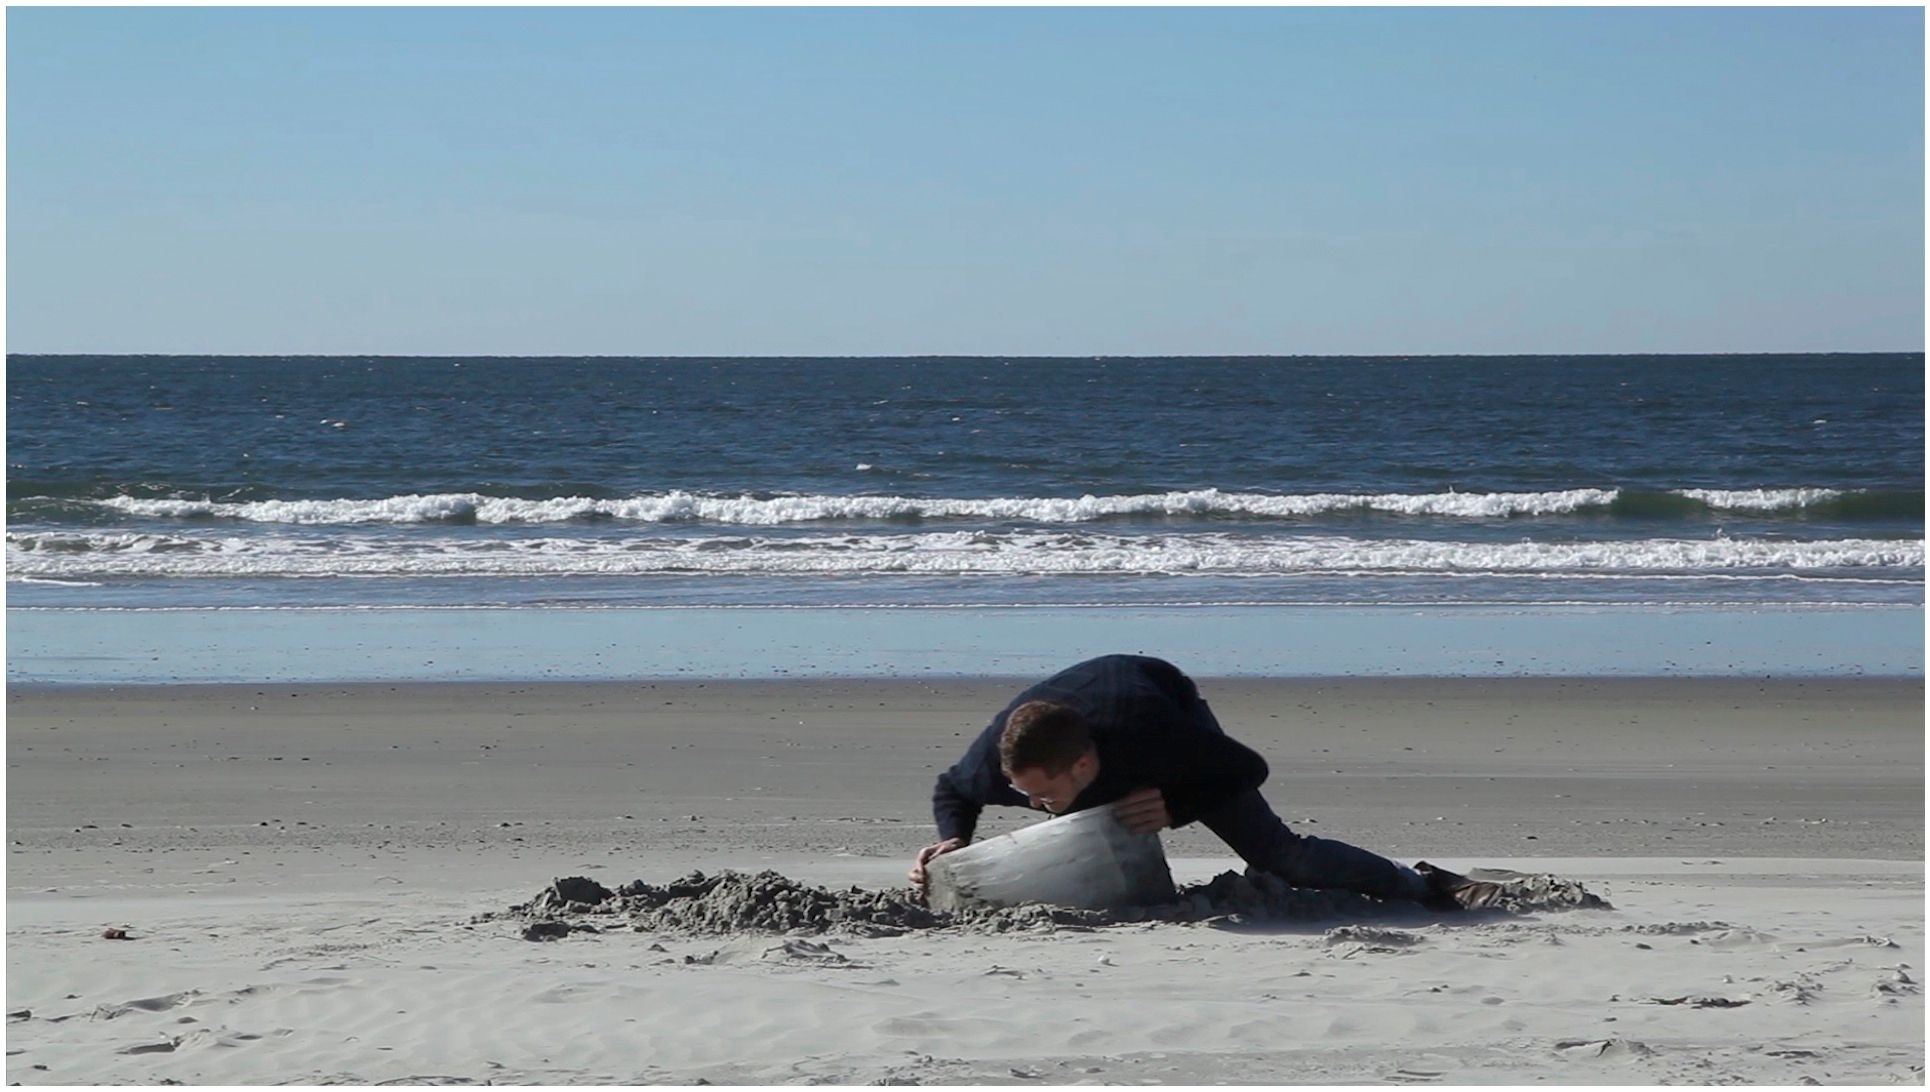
left=1415, top=860, right=1507, bottom=911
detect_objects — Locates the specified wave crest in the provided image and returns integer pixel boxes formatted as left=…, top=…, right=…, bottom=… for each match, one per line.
left=1677, top=488, right=1847, bottom=510
left=31, top=486, right=1819, bottom=526
left=9, top=529, right=1919, bottom=579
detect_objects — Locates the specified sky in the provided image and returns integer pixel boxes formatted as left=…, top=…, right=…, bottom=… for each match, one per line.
left=6, top=6, right=1924, bottom=356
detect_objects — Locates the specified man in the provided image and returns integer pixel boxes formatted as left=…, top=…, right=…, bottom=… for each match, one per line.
left=909, top=654, right=1501, bottom=911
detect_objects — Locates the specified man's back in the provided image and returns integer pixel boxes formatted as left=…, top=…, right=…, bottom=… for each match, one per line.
left=931, top=654, right=1266, bottom=840
left=1001, top=654, right=1204, bottom=733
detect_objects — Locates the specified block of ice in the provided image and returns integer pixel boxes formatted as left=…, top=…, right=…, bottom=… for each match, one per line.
left=926, top=806, right=1177, bottom=913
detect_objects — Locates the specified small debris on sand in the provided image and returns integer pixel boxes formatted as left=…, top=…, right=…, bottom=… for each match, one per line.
left=117, top=1040, right=178, bottom=1055
left=100, top=928, right=132, bottom=941
left=491, top=865, right=1611, bottom=938
left=1325, top=926, right=1424, bottom=949
left=763, top=939, right=851, bottom=964
left=1646, top=995, right=1752, bottom=1008
left=1874, top=966, right=1920, bottom=998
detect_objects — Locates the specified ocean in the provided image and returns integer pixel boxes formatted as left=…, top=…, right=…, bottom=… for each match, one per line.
left=9, top=354, right=1922, bottom=612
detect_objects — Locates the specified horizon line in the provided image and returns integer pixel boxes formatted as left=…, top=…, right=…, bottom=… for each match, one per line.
left=7, top=349, right=1924, bottom=361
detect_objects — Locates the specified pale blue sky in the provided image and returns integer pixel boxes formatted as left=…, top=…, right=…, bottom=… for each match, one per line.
left=7, top=7, right=1923, bottom=355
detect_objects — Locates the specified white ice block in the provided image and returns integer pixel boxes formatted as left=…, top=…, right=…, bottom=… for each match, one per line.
left=925, top=806, right=1177, bottom=913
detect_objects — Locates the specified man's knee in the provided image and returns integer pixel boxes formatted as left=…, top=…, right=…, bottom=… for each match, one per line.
left=1199, top=791, right=1302, bottom=872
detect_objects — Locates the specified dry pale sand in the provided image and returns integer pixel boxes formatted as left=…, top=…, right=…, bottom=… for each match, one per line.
left=6, top=676, right=1923, bottom=1085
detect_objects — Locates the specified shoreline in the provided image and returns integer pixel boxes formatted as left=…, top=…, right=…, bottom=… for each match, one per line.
left=14, top=670, right=1923, bottom=695
left=9, top=601, right=1924, bottom=685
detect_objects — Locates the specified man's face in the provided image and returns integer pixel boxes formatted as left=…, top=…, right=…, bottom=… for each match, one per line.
left=1005, top=751, right=1098, bottom=814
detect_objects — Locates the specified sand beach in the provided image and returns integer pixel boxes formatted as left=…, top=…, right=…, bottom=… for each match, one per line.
left=6, top=675, right=1922, bottom=1085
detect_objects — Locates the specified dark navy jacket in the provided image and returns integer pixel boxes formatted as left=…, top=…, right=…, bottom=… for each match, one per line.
left=930, top=654, right=1269, bottom=843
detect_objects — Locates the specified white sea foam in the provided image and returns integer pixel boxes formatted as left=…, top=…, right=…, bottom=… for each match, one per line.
left=9, top=531, right=267, bottom=555
left=8, top=530, right=1919, bottom=580
left=63, top=486, right=1884, bottom=526
left=1678, top=488, right=1846, bottom=510
left=78, top=488, right=1640, bottom=525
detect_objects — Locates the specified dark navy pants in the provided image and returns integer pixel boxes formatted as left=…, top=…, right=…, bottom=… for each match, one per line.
left=1190, top=696, right=1427, bottom=903
left=1197, top=789, right=1428, bottom=902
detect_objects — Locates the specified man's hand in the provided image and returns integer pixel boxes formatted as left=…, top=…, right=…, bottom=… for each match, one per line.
left=908, top=837, right=968, bottom=890
left=1113, top=787, right=1171, bottom=834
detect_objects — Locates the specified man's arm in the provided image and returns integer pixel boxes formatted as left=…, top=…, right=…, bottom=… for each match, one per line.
left=931, top=768, right=986, bottom=844
left=915, top=720, right=1028, bottom=891
left=930, top=718, right=1029, bottom=842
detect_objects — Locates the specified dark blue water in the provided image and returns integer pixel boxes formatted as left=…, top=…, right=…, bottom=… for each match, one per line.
left=8, top=354, right=1922, bottom=609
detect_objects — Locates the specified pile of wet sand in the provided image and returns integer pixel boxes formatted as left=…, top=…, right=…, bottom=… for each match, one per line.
left=494, top=866, right=1610, bottom=939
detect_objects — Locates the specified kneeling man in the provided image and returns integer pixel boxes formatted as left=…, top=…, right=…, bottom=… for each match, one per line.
left=909, top=654, right=1498, bottom=910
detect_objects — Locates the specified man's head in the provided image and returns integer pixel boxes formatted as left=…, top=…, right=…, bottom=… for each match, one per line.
left=998, top=700, right=1100, bottom=813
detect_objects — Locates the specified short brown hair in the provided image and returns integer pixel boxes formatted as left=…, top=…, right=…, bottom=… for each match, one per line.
left=998, top=700, right=1092, bottom=775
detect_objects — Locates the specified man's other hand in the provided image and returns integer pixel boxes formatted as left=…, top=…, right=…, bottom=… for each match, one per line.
left=908, top=837, right=967, bottom=890
left=1113, top=787, right=1171, bottom=834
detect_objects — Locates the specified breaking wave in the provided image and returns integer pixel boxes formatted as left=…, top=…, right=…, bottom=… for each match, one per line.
left=21, top=486, right=1915, bottom=526
left=8, top=530, right=1920, bottom=580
